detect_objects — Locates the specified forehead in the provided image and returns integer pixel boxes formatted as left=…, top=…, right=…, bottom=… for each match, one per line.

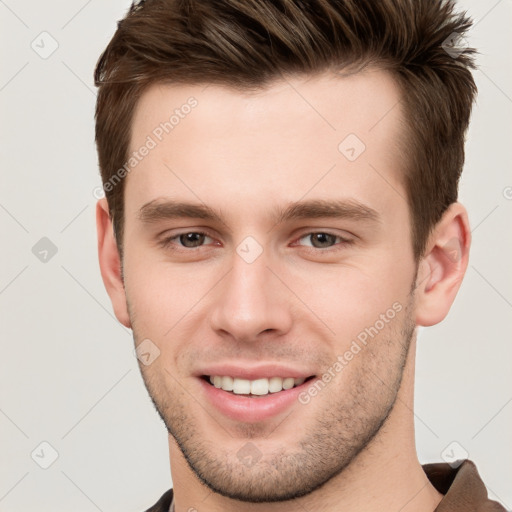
left=126, top=69, right=406, bottom=224
left=130, top=68, right=403, bottom=147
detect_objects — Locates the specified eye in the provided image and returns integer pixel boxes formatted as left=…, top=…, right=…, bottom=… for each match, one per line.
left=160, top=231, right=215, bottom=249
left=294, top=232, right=353, bottom=250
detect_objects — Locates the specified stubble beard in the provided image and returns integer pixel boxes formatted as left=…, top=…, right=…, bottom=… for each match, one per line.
left=131, top=297, right=416, bottom=503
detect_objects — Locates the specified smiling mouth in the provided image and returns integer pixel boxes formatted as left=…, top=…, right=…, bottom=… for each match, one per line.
left=201, top=375, right=316, bottom=397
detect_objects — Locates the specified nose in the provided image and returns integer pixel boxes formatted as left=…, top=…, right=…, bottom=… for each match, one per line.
left=209, top=249, right=293, bottom=343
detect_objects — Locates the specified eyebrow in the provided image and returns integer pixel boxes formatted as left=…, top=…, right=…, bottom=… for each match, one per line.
left=274, top=199, right=380, bottom=225
left=138, top=198, right=380, bottom=226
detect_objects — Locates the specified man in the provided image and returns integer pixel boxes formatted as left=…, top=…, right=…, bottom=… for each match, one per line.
left=94, top=0, right=505, bottom=511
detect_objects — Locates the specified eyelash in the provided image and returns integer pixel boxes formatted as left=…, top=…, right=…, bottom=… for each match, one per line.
left=158, top=230, right=354, bottom=254
left=293, top=232, right=355, bottom=253
left=159, top=231, right=217, bottom=251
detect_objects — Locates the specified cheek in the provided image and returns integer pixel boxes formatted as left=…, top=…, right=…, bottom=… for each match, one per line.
left=123, top=249, right=218, bottom=335
left=292, top=259, right=413, bottom=343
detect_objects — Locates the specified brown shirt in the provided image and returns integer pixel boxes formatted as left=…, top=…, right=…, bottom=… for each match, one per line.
left=144, top=460, right=506, bottom=512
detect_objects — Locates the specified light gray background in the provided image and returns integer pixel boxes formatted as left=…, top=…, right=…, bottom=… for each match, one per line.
left=1, top=1, right=511, bottom=510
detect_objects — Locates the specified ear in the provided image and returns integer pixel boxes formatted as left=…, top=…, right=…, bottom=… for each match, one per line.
left=96, top=199, right=131, bottom=328
left=415, top=202, right=471, bottom=327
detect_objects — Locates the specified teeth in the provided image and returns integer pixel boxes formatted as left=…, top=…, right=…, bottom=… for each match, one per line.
left=282, top=377, right=295, bottom=390
left=207, top=375, right=307, bottom=395
left=221, top=376, right=234, bottom=391
left=250, top=378, right=268, bottom=395
left=268, top=377, right=283, bottom=393
left=233, top=378, right=251, bottom=394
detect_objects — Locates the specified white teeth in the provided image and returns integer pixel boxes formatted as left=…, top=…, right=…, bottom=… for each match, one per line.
left=207, top=375, right=308, bottom=395
left=250, top=378, right=269, bottom=395
left=233, top=378, right=251, bottom=394
left=221, top=376, right=234, bottom=391
left=282, top=377, right=295, bottom=390
left=268, top=377, right=283, bottom=393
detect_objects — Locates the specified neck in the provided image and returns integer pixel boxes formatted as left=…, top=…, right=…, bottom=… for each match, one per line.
left=168, top=336, right=443, bottom=512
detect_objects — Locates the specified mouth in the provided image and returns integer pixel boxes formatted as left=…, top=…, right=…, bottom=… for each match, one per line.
left=200, top=374, right=316, bottom=397
left=196, top=364, right=319, bottom=422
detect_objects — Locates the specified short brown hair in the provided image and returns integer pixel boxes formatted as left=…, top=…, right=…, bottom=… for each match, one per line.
left=94, top=0, right=477, bottom=260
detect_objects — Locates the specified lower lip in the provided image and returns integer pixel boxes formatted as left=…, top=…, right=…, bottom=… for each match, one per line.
left=198, top=377, right=314, bottom=423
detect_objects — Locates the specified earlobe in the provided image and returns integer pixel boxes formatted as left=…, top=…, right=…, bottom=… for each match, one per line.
left=415, top=202, right=471, bottom=327
left=96, top=199, right=131, bottom=328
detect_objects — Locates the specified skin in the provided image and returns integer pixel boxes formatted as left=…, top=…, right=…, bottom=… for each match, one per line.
left=97, top=69, right=471, bottom=512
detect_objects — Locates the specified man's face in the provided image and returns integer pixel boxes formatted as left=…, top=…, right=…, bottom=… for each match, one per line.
left=122, top=70, right=418, bottom=501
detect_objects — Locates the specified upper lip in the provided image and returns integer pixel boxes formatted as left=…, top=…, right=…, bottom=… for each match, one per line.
left=196, top=363, right=315, bottom=380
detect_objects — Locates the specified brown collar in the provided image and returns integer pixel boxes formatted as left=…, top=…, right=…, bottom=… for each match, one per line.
left=423, top=460, right=505, bottom=511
